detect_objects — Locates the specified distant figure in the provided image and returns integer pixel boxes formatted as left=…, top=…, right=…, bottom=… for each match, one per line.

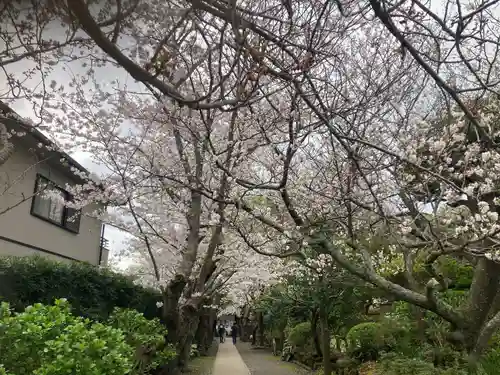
left=218, top=324, right=225, bottom=343
left=231, top=323, right=238, bottom=345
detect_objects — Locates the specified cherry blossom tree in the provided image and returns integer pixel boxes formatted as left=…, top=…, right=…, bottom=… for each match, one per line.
left=40, top=68, right=290, bottom=367
left=5, top=0, right=500, bottom=366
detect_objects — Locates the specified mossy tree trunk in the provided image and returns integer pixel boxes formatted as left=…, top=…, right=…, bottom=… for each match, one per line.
left=161, top=275, right=188, bottom=345
left=176, top=302, right=201, bottom=371
left=311, top=308, right=322, bottom=357
left=195, top=308, right=214, bottom=356
left=258, top=311, right=265, bottom=346
left=319, top=304, right=332, bottom=375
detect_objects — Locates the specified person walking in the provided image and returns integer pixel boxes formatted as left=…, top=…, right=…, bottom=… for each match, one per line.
left=218, top=324, right=225, bottom=343
left=231, top=323, right=238, bottom=345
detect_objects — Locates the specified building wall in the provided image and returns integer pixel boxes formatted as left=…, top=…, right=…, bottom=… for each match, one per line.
left=0, top=143, right=103, bottom=265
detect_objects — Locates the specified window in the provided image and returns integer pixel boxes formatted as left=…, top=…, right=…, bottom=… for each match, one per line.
left=31, top=174, right=81, bottom=233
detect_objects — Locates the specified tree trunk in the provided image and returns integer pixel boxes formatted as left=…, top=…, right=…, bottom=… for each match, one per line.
left=258, top=311, right=265, bottom=346
left=176, top=302, right=201, bottom=371
left=208, top=309, right=216, bottom=345
left=462, top=258, right=500, bottom=349
left=470, top=309, right=500, bottom=365
left=278, top=329, right=285, bottom=354
left=161, top=275, right=188, bottom=344
left=319, top=305, right=332, bottom=375
left=311, top=309, right=322, bottom=357
left=195, top=309, right=212, bottom=356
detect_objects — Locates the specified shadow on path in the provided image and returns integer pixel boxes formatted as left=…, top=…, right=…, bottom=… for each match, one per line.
left=235, top=342, right=316, bottom=375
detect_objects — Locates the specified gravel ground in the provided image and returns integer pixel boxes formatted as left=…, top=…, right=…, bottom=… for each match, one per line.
left=187, top=341, right=220, bottom=375
left=236, top=342, right=317, bottom=375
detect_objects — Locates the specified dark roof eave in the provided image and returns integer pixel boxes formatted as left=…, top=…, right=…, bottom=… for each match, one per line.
left=0, top=101, right=105, bottom=191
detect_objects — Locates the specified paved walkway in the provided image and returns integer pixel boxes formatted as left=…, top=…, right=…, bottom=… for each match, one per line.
left=212, top=341, right=251, bottom=375
left=235, top=342, right=316, bottom=375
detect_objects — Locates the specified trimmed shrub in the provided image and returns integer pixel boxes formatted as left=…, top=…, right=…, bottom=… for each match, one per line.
left=0, top=300, right=176, bottom=375
left=287, top=322, right=312, bottom=347
left=0, top=256, right=162, bottom=321
left=0, top=299, right=134, bottom=375
left=346, top=322, right=391, bottom=361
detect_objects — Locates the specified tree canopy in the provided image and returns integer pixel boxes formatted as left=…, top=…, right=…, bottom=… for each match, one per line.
left=3, top=0, right=500, bottom=372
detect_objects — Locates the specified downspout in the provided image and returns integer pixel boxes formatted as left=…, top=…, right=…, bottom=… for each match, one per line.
left=98, top=224, right=105, bottom=266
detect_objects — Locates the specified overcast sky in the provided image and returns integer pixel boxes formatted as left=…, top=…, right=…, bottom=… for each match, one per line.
left=0, top=34, right=145, bottom=267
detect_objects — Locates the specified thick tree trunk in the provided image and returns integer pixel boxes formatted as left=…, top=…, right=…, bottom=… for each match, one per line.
left=277, top=329, right=285, bottom=354
left=258, top=311, right=265, bottom=346
left=161, top=275, right=188, bottom=344
left=470, top=307, right=500, bottom=366
left=195, top=309, right=212, bottom=356
left=157, top=276, right=189, bottom=375
left=462, top=258, right=500, bottom=349
left=486, top=289, right=500, bottom=319
left=319, top=305, right=332, bottom=375
left=176, top=303, right=201, bottom=371
left=311, top=309, right=322, bottom=357
left=208, top=309, right=216, bottom=345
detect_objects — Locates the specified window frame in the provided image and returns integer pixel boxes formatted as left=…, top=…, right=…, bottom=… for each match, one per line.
left=30, top=174, right=81, bottom=234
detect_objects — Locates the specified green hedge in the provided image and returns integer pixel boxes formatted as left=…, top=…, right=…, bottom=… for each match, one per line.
left=0, top=256, right=162, bottom=321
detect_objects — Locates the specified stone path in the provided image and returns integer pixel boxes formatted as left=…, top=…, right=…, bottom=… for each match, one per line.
left=212, top=341, right=251, bottom=375
left=234, top=342, right=316, bottom=375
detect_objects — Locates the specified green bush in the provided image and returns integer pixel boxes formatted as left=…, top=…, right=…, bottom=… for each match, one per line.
left=480, top=348, right=500, bottom=375
left=376, top=353, right=471, bottom=375
left=107, top=307, right=176, bottom=373
left=438, top=257, right=474, bottom=289
left=346, top=322, right=383, bottom=349
left=346, top=322, right=392, bottom=361
left=377, top=353, right=439, bottom=375
left=0, top=299, right=134, bottom=375
left=287, top=322, right=312, bottom=347
left=0, top=256, right=162, bottom=321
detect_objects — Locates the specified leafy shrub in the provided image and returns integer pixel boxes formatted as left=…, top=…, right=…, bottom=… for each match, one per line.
left=437, top=257, right=473, bottom=289
left=316, top=362, right=358, bottom=375
left=377, top=353, right=471, bottom=375
left=377, top=353, right=438, bottom=375
left=479, top=348, right=500, bottom=375
left=287, top=322, right=312, bottom=347
left=346, top=322, right=393, bottom=361
left=0, top=255, right=162, bottom=321
left=107, top=307, right=176, bottom=373
left=190, top=344, right=199, bottom=358
left=0, top=299, right=134, bottom=375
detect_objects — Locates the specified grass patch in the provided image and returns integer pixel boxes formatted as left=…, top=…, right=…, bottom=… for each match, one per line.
left=187, top=342, right=219, bottom=375
left=188, top=356, right=217, bottom=375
